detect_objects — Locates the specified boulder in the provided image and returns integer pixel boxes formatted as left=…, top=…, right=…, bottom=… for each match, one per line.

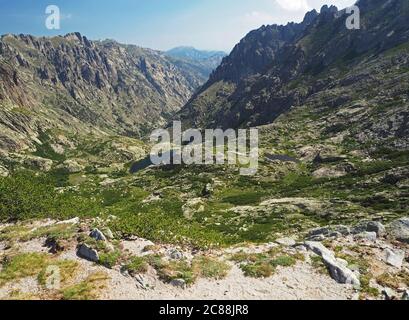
left=77, top=244, right=99, bottom=262
left=307, top=225, right=350, bottom=240
left=313, top=166, right=347, bottom=178
left=308, top=227, right=329, bottom=237
left=90, top=228, right=107, bottom=242
left=384, top=248, right=405, bottom=269
left=402, top=290, right=409, bottom=301
left=308, top=234, right=326, bottom=242
left=313, top=152, right=347, bottom=164
left=312, top=163, right=355, bottom=179
left=170, top=279, right=186, bottom=289
left=275, top=237, right=296, bottom=247
left=202, top=183, right=213, bottom=197
left=304, top=241, right=333, bottom=257
left=352, top=221, right=386, bottom=237
left=323, top=254, right=360, bottom=287
left=304, top=241, right=360, bottom=286
left=382, top=288, right=397, bottom=300
left=354, top=232, right=377, bottom=242
left=387, top=217, right=409, bottom=243
left=332, top=225, right=351, bottom=236
left=169, top=249, right=184, bottom=260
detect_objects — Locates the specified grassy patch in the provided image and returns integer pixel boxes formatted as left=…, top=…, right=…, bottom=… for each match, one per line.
left=271, top=255, right=297, bottom=267
left=0, top=222, right=77, bottom=246
left=123, top=256, right=150, bottom=276
left=221, top=189, right=266, bottom=206
left=37, top=260, right=79, bottom=288
left=61, top=272, right=109, bottom=300
left=230, top=249, right=301, bottom=278
left=241, top=262, right=274, bottom=278
left=0, top=253, right=50, bottom=287
left=157, top=260, right=196, bottom=285
left=192, top=256, right=231, bottom=279
left=376, top=271, right=409, bottom=290
left=360, top=274, right=380, bottom=298
left=98, top=250, right=122, bottom=269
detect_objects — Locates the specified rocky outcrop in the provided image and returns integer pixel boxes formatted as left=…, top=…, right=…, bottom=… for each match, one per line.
left=387, top=217, right=409, bottom=244
left=77, top=243, right=99, bottom=262
left=90, top=228, right=107, bottom=242
left=304, top=241, right=360, bottom=287
left=384, top=248, right=405, bottom=269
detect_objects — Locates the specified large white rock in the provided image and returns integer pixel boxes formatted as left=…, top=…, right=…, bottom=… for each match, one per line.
left=305, top=241, right=360, bottom=287
left=384, top=248, right=405, bottom=269
left=275, top=237, right=296, bottom=246
left=56, top=217, right=80, bottom=225
left=354, top=232, right=377, bottom=242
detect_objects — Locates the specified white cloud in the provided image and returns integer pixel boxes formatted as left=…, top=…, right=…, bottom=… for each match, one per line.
left=243, top=11, right=274, bottom=25
left=275, top=0, right=310, bottom=12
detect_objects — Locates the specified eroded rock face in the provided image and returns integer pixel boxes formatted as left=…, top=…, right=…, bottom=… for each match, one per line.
left=179, top=0, right=409, bottom=142
left=23, top=156, right=53, bottom=172
left=0, top=32, right=205, bottom=152
left=60, top=160, right=85, bottom=173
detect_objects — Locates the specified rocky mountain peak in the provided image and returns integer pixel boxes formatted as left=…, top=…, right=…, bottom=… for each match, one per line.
left=320, top=4, right=338, bottom=15
left=302, top=9, right=319, bottom=26
left=0, top=33, right=215, bottom=151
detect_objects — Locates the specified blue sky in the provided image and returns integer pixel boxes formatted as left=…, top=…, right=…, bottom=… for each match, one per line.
left=0, top=0, right=356, bottom=52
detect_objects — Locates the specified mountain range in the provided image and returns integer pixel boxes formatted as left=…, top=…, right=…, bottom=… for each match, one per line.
left=164, top=46, right=226, bottom=89
left=0, top=35, right=221, bottom=153
left=178, top=0, right=409, bottom=145
left=1, top=0, right=409, bottom=300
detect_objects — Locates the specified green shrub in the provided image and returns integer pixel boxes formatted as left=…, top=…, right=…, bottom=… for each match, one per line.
left=0, top=171, right=99, bottom=222
left=192, top=256, right=231, bottom=279
left=123, top=256, right=149, bottom=275
left=241, top=262, right=274, bottom=278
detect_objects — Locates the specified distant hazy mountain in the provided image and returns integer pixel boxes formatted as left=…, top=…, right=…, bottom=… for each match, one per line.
left=166, top=46, right=226, bottom=61
left=164, top=47, right=227, bottom=88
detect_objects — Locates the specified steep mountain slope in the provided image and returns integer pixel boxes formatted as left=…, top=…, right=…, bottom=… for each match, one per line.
left=164, top=47, right=226, bottom=89
left=0, top=33, right=202, bottom=153
left=178, top=0, right=409, bottom=150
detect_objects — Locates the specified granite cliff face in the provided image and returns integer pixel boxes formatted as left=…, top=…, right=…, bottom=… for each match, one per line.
left=0, top=33, right=209, bottom=153
left=178, top=0, right=409, bottom=150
